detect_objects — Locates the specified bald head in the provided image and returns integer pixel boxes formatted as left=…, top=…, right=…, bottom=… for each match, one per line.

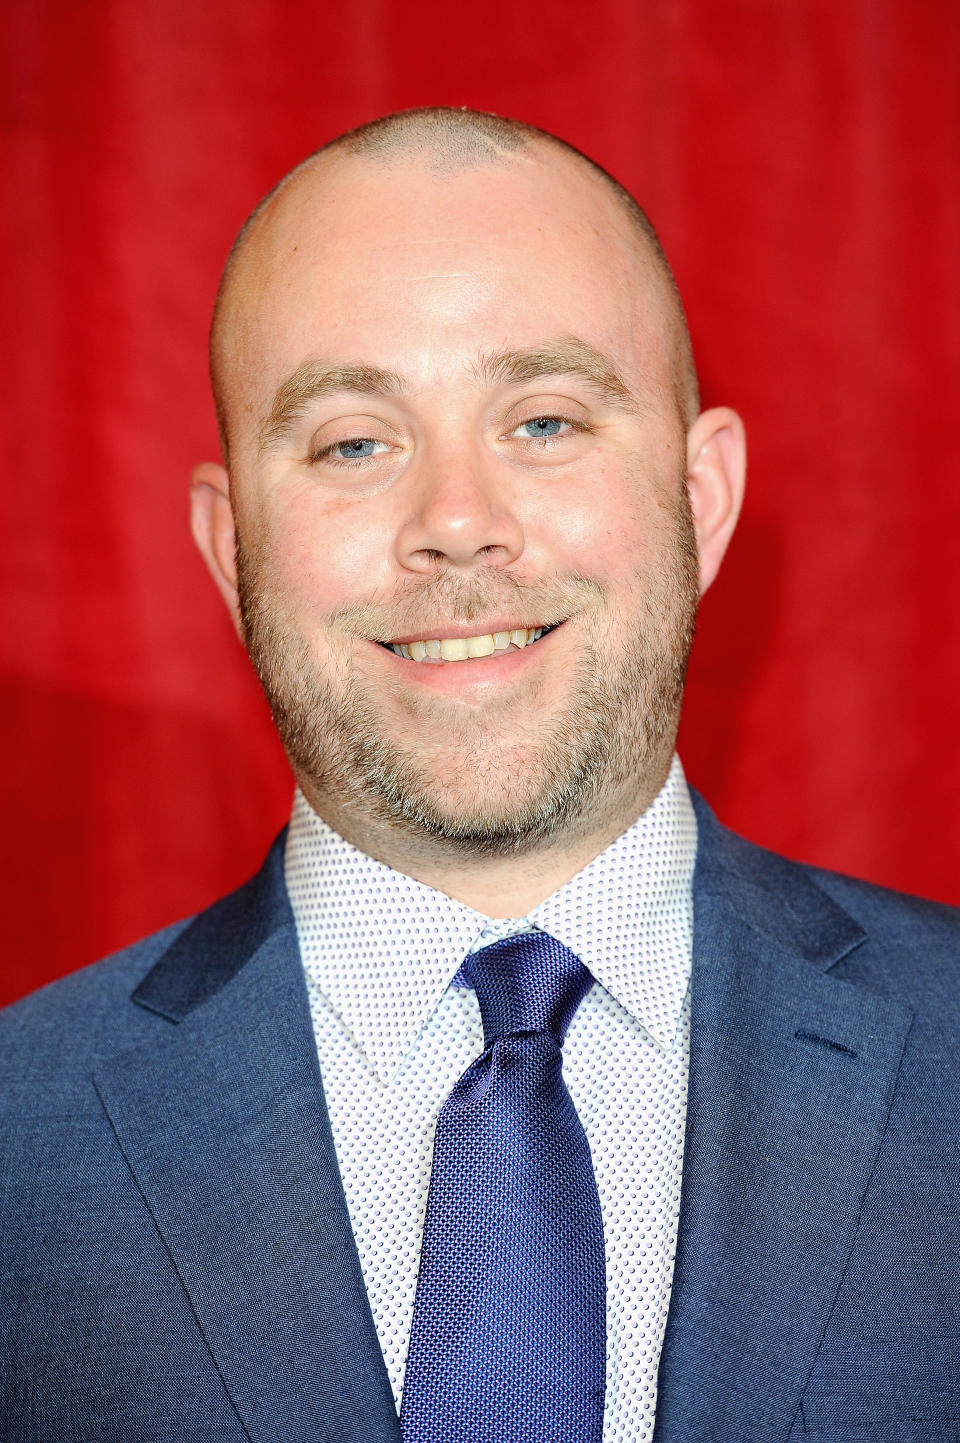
left=209, top=107, right=699, bottom=464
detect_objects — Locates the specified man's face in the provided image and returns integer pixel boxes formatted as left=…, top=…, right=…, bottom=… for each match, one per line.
left=219, top=148, right=701, bottom=855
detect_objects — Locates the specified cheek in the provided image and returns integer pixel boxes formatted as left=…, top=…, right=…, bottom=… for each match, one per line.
left=252, top=489, right=398, bottom=612
left=533, top=453, right=668, bottom=586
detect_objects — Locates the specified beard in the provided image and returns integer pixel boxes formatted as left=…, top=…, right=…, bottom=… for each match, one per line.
left=236, top=488, right=699, bottom=858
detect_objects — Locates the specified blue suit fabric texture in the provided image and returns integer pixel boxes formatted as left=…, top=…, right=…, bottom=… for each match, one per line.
left=2, top=790, right=960, bottom=1443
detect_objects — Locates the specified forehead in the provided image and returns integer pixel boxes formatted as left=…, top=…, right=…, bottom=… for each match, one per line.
left=223, top=148, right=668, bottom=410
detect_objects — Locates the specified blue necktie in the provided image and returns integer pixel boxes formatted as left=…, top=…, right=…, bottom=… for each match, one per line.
left=400, top=932, right=607, bottom=1443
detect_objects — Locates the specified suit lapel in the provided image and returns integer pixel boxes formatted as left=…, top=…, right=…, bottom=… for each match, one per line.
left=94, top=840, right=400, bottom=1443
left=653, top=798, right=913, bottom=1442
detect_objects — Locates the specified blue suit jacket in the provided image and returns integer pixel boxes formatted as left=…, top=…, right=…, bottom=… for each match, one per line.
left=3, top=793, right=960, bottom=1442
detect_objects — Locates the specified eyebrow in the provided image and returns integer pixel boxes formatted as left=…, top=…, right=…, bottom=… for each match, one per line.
left=471, top=337, right=639, bottom=413
left=257, top=335, right=638, bottom=454
left=259, top=362, right=408, bottom=454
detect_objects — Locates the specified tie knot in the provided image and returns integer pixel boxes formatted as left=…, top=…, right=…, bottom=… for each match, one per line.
left=460, top=932, right=593, bottom=1047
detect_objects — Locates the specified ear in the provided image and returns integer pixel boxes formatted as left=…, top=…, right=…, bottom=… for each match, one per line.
left=190, top=461, right=243, bottom=636
left=685, top=406, right=746, bottom=595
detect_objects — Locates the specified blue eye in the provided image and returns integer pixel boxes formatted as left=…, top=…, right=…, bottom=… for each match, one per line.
left=519, top=416, right=566, bottom=438
left=312, top=436, right=391, bottom=466
left=333, top=438, right=381, bottom=459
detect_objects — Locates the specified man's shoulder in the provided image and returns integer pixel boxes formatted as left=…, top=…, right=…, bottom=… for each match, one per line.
left=724, top=812, right=960, bottom=934
left=803, top=858, right=960, bottom=1005
left=1, top=827, right=293, bottom=1109
left=698, top=798, right=960, bottom=1009
left=2, top=834, right=290, bottom=1088
left=804, top=855, right=960, bottom=941
left=0, top=916, right=193, bottom=1097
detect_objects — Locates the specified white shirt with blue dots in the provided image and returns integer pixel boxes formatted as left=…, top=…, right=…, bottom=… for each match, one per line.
left=285, top=753, right=696, bottom=1443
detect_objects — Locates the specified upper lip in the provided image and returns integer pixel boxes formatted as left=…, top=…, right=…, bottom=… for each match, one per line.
left=381, top=619, right=564, bottom=645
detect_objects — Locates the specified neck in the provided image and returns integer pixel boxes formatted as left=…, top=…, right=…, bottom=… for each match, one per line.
left=297, top=763, right=672, bottom=917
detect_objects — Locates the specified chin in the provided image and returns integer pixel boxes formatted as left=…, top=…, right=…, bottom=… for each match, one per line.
left=350, top=737, right=613, bottom=857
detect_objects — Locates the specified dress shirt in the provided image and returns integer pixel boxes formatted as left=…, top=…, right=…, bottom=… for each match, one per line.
left=284, top=755, right=696, bottom=1443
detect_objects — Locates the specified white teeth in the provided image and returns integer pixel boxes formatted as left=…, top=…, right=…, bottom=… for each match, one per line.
left=388, top=626, right=552, bottom=661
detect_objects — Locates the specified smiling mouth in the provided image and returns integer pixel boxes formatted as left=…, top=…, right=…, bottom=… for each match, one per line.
left=380, top=623, right=562, bottom=662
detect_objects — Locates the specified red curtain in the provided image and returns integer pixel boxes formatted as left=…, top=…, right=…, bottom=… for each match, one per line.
left=2, top=0, right=959, bottom=1006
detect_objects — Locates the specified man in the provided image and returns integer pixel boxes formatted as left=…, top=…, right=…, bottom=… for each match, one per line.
left=2, top=107, right=959, bottom=1443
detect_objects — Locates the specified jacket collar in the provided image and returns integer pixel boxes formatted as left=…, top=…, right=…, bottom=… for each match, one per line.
left=130, top=830, right=292, bottom=1022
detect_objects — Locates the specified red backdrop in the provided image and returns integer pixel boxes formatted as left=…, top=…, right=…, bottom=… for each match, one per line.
left=2, top=0, right=959, bottom=1007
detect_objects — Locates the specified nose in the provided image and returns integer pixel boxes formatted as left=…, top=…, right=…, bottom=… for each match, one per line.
left=394, top=452, right=525, bottom=574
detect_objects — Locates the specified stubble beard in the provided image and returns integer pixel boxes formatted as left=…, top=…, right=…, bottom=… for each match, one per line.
left=236, top=493, right=699, bottom=859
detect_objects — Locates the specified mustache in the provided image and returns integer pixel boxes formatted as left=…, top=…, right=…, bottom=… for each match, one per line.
left=325, top=568, right=605, bottom=642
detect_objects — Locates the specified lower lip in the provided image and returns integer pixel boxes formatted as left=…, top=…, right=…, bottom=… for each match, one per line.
left=372, top=626, right=563, bottom=695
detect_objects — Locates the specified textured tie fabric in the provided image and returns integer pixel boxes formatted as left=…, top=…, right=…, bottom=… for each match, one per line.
left=400, top=933, right=607, bottom=1443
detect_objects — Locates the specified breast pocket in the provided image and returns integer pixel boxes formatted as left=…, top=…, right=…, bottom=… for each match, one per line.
left=800, top=1335, right=960, bottom=1435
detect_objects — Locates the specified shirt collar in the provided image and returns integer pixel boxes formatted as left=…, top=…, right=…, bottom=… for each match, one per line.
left=285, top=755, right=696, bottom=1083
left=528, top=757, right=695, bottom=1048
